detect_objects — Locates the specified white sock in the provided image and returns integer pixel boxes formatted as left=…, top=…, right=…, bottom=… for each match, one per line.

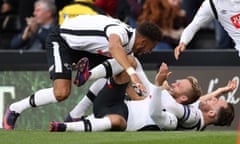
left=10, top=88, right=57, bottom=113
left=65, top=121, right=85, bottom=131
left=89, top=58, right=124, bottom=80
left=69, top=96, right=92, bottom=118
left=66, top=116, right=111, bottom=132
left=89, top=116, right=111, bottom=131
left=69, top=79, right=107, bottom=118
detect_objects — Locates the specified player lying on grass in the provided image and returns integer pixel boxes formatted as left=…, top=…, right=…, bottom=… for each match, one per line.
left=49, top=56, right=235, bottom=131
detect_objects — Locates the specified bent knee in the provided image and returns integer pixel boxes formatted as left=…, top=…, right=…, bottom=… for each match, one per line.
left=53, top=79, right=71, bottom=101
left=108, top=114, right=127, bottom=131
left=53, top=88, right=71, bottom=101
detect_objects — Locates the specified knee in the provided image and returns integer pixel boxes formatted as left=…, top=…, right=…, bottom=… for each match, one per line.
left=53, top=87, right=71, bottom=101
left=108, top=114, right=127, bottom=131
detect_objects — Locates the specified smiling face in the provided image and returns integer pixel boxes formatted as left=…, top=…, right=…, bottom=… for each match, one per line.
left=132, top=34, right=158, bottom=55
left=132, top=21, right=162, bottom=55
left=199, top=97, right=228, bottom=113
left=199, top=96, right=235, bottom=126
left=168, top=79, right=193, bottom=103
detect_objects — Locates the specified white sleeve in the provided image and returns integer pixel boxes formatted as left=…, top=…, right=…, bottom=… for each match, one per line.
left=105, top=25, right=129, bottom=46
left=149, top=85, right=178, bottom=130
left=180, top=0, right=215, bottom=45
left=178, top=105, right=203, bottom=130
left=134, top=57, right=154, bottom=94
left=166, top=104, right=186, bottom=120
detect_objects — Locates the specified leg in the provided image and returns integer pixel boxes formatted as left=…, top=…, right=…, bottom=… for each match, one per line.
left=50, top=76, right=129, bottom=132
left=65, top=78, right=107, bottom=121
left=73, top=57, right=126, bottom=87
left=67, top=55, right=136, bottom=121
left=2, top=28, right=73, bottom=130
left=50, top=114, right=126, bottom=132
left=50, top=66, right=132, bottom=132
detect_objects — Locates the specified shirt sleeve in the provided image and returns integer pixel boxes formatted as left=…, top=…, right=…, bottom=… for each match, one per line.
left=135, top=57, right=153, bottom=95
left=105, top=25, right=129, bottom=46
left=180, top=0, right=216, bottom=45
left=177, top=105, right=202, bottom=130
left=149, top=85, right=178, bottom=130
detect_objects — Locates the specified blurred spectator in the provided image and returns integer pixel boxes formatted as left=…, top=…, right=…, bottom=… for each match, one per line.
left=58, top=0, right=106, bottom=25
left=94, top=0, right=118, bottom=18
left=17, top=0, right=35, bottom=30
left=9, top=0, right=57, bottom=50
left=0, top=0, right=20, bottom=48
left=1, top=0, right=18, bottom=14
left=116, top=0, right=143, bottom=27
left=181, top=0, right=203, bottom=24
left=137, top=0, right=188, bottom=50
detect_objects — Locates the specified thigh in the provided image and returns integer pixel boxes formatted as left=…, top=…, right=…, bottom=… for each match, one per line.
left=46, top=28, right=73, bottom=80
left=69, top=50, right=110, bottom=69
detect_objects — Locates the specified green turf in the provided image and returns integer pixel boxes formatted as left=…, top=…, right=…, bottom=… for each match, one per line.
left=0, top=130, right=237, bottom=144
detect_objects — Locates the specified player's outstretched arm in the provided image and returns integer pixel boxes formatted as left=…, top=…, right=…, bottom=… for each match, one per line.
left=199, top=80, right=237, bottom=101
left=108, top=34, right=146, bottom=94
left=155, top=62, right=172, bottom=86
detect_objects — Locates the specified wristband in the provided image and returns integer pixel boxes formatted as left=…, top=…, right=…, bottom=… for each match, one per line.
left=126, top=67, right=136, bottom=75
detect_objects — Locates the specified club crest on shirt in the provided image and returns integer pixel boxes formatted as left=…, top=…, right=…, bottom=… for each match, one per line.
left=231, top=13, right=240, bottom=28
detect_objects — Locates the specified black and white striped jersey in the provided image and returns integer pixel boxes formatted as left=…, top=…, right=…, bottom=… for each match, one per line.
left=59, top=14, right=135, bottom=57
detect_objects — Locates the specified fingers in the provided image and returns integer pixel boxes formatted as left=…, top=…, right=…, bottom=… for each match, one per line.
left=167, top=71, right=172, bottom=79
left=174, top=43, right=185, bottom=60
left=230, top=80, right=237, bottom=90
left=130, top=74, right=147, bottom=94
left=174, top=47, right=181, bottom=60
left=132, top=83, right=146, bottom=96
left=225, top=80, right=237, bottom=92
left=159, top=62, right=169, bottom=74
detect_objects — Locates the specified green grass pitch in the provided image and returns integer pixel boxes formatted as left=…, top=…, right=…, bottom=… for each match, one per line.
left=0, top=130, right=237, bottom=144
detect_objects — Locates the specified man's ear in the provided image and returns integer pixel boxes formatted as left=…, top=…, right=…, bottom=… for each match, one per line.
left=180, top=95, right=188, bottom=103
left=207, top=110, right=217, bottom=118
left=140, top=37, right=147, bottom=46
left=135, top=33, right=145, bottom=46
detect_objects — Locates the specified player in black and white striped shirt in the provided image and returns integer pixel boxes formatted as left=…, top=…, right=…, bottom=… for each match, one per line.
left=3, top=14, right=162, bottom=130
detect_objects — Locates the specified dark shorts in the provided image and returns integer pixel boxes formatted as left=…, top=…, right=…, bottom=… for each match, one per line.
left=46, top=26, right=109, bottom=80
left=93, top=78, right=129, bottom=121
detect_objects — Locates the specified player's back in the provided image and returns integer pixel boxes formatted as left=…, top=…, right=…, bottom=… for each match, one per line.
left=59, top=15, right=134, bottom=55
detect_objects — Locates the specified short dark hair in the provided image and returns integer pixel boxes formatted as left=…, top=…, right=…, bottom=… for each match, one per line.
left=214, top=102, right=235, bottom=126
left=136, top=21, right=162, bottom=42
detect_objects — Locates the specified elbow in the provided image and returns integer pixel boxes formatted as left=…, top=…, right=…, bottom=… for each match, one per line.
left=150, top=110, right=162, bottom=122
